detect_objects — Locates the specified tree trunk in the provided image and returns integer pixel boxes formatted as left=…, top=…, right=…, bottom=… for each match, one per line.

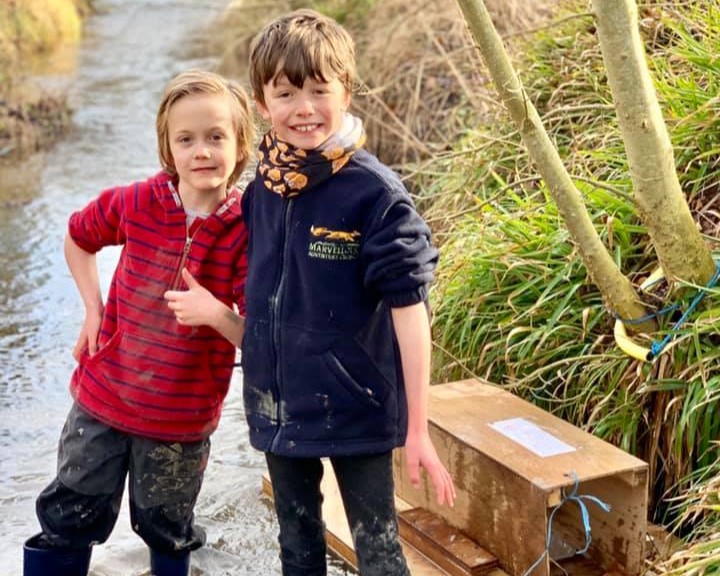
left=591, top=0, right=715, bottom=285
left=455, top=0, right=654, bottom=333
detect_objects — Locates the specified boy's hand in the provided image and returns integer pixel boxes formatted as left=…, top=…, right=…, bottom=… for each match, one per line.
left=404, top=428, right=456, bottom=507
left=164, top=269, right=222, bottom=327
left=73, top=307, right=103, bottom=362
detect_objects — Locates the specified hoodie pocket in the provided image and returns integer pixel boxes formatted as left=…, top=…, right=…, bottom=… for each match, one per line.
left=82, top=329, right=222, bottom=421
left=83, top=329, right=123, bottom=365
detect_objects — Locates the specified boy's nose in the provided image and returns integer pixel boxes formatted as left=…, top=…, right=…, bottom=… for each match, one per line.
left=194, top=145, right=211, bottom=158
left=295, top=98, right=315, bottom=115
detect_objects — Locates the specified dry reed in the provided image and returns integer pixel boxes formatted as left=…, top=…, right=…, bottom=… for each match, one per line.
left=216, top=0, right=559, bottom=171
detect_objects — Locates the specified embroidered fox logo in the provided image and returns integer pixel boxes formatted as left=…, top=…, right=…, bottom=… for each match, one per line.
left=310, top=226, right=361, bottom=243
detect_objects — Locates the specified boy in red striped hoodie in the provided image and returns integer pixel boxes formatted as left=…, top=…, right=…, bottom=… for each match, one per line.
left=23, top=69, right=254, bottom=576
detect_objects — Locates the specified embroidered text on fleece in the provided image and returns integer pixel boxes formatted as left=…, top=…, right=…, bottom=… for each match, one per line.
left=68, top=172, right=247, bottom=442
left=241, top=149, right=438, bottom=457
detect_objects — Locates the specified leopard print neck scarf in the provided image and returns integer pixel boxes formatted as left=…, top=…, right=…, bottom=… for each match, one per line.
left=257, top=114, right=366, bottom=198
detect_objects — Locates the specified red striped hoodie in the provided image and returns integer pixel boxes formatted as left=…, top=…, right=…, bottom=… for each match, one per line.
left=68, top=171, right=247, bottom=442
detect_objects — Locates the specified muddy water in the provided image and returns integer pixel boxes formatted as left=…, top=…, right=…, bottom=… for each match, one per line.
left=0, top=2, right=350, bottom=574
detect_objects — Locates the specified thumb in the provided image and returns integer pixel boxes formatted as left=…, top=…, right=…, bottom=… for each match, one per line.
left=181, top=268, right=199, bottom=289
left=406, top=454, right=421, bottom=488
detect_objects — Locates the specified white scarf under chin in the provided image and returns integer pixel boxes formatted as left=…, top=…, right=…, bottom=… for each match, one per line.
left=320, top=113, right=364, bottom=151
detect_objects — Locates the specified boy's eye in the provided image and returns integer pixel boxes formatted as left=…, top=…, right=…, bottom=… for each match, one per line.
left=273, top=87, right=294, bottom=98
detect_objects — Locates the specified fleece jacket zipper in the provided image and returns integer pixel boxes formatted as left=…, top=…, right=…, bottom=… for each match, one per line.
left=269, top=198, right=294, bottom=452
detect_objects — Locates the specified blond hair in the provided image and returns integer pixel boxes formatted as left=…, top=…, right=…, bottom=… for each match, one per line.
left=249, top=9, right=356, bottom=106
left=156, top=69, right=254, bottom=187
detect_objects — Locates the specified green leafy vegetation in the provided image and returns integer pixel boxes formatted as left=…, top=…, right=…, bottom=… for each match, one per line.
left=416, top=0, right=720, bottom=567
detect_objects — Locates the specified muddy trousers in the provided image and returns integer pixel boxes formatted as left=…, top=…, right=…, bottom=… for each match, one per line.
left=33, top=403, right=208, bottom=555
left=265, top=451, right=410, bottom=576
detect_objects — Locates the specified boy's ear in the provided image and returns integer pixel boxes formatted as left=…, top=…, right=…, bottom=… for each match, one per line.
left=255, top=99, right=271, bottom=121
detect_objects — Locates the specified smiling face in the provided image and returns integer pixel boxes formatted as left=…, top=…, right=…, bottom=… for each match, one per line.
left=256, top=73, right=351, bottom=151
left=166, top=93, right=242, bottom=210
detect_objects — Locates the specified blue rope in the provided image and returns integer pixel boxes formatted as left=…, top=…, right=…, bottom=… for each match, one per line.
left=648, top=261, right=720, bottom=359
left=521, top=472, right=611, bottom=576
left=615, top=303, right=680, bottom=325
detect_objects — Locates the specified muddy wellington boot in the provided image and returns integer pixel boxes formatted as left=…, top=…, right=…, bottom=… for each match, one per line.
left=23, top=534, right=92, bottom=576
left=150, top=548, right=191, bottom=576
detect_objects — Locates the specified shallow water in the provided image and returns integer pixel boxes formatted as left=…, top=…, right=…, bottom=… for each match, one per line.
left=0, top=2, right=350, bottom=574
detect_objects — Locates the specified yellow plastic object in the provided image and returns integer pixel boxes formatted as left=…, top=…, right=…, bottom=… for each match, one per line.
left=614, top=318, right=652, bottom=362
left=613, top=267, right=665, bottom=362
left=639, top=267, right=666, bottom=291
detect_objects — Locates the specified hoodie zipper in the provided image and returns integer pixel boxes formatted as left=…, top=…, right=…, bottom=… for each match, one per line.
left=269, top=197, right=294, bottom=452
left=167, top=181, right=236, bottom=290
left=170, top=233, right=194, bottom=290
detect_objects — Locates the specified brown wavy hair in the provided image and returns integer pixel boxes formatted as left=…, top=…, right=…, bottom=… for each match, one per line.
left=249, top=9, right=356, bottom=106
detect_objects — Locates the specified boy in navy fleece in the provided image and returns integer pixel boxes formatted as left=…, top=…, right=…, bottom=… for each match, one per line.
left=172, top=10, right=456, bottom=576
left=246, top=10, right=458, bottom=574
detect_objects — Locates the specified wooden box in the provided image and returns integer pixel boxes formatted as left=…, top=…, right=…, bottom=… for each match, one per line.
left=394, top=380, right=648, bottom=576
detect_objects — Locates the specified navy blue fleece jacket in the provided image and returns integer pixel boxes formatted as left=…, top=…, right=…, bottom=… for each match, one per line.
left=241, top=148, right=438, bottom=456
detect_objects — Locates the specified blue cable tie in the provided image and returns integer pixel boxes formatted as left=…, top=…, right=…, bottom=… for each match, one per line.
left=562, top=473, right=611, bottom=554
left=613, top=260, right=720, bottom=330
left=615, top=303, right=680, bottom=325
left=521, top=472, right=611, bottom=576
left=648, top=261, right=720, bottom=359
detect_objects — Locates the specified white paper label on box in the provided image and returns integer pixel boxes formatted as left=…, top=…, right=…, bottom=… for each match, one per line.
left=489, top=417, right=576, bottom=457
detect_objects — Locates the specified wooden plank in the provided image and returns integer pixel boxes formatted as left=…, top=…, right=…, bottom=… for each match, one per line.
left=398, top=508, right=499, bottom=576
left=550, top=556, right=605, bottom=576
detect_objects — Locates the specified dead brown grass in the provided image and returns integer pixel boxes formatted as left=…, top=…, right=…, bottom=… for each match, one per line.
left=215, top=0, right=293, bottom=81
left=0, top=0, right=90, bottom=159
left=217, top=0, right=559, bottom=171
left=350, top=0, right=559, bottom=169
left=0, top=94, right=72, bottom=158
